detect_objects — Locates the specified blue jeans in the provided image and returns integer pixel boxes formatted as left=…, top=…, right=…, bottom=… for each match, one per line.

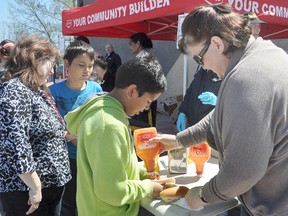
left=0, top=186, right=64, bottom=216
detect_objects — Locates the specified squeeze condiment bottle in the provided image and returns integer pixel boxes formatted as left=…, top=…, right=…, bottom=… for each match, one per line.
left=189, top=143, right=211, bottom=175
left=134, top=127, right=160, bottom=173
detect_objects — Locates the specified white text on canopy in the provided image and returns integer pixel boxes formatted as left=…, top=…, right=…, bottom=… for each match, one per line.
left=228, top=0, right=288, bottom=19
left=129, top=0, right=170, bottom=15
left=72, top=0, right=171, bottom=28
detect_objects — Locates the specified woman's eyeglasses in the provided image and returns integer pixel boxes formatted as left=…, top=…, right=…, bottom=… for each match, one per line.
left=193, top=42, right=210, bottom=65
left=48, top=59, right=56, bottom=69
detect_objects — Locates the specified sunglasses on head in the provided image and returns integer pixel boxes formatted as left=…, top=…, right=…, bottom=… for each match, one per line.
left=193, top=41, right=211, bottom=65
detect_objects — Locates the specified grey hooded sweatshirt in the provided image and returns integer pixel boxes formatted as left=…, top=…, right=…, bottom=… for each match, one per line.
left=178, top=36, right=288, bottom=215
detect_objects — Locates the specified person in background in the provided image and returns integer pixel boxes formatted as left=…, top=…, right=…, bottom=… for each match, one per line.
left=243, top=12, right=266, bottom=38
left=128, top=32, right=158, bottom=130
left=176, top=66, right=224, bottom=216
left=75, top=35, right=90, bottom=44
left=102, top=43, right=122, bottom=92
left=49, top=40, right=102, bottom=216
left=129, top=32, right=153, bottom=58
left=151, top=4, right=288, bottom=216
left=65, top=56, right=167, bottom=216
left=75, top=36, right=105, bottom=61
left=176, top=66, right=221, bottom=132
left=0, top=39, right=14, bottom=46
left=95, top=51, right=103, bottom=59
left=0, top=39, right=15, bottom=63
left=89, top=57, right=107, bottom=85
left=0, top=39, right=15, bottom=82
left=0, top=35, right=71, bottom=216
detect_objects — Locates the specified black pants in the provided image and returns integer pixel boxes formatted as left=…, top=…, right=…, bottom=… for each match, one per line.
left=0, top=200, right=5, bottom=215
left=61, top=158, right=77, bottom=216
left=0, top=186, right=64, bottom=216
left=138, top=206, right=154, bottom=216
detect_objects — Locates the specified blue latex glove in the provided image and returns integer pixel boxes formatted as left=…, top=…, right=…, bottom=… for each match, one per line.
left=198, top=92, right=217, bottom=106
left=176, top=112, right=186, bottom=132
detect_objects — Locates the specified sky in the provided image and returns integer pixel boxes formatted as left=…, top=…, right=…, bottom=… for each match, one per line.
left=0, top=0, right=13, bottom=41
left=0, top=0, right=10, bottom=24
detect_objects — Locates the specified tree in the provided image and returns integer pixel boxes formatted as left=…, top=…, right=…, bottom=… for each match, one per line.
left=8, top=0, right=77, bottom=44
left=0, top=23, right=12, bottom=41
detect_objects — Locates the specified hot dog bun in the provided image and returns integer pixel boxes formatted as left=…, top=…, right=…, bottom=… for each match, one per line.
left=152, top=178, right=177, bottom=188
left=160, top=186, right=189, bottom=203
left=153, top=178, right=176, bottom=185
left=164, top=183, right=177, bottom=188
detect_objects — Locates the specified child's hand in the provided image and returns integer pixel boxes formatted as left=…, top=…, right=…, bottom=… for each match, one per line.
left=151, top=182, right=164, bottom=198
left=147, top=172, right=160, bottom=180
left=70, top=138, right=78, bottom=146
left=65, top=131, right=78, bottom=146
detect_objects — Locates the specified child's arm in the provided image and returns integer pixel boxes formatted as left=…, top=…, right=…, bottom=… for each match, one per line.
left=85, top=126, right=155, bottom=205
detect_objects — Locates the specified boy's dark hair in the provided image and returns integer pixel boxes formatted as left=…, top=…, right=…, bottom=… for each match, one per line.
left=94, top=57, right=107, bottom=70
left=115, top=56, right=167, bottom=96
left=74, top=36, right=90, bottom=44
left=64, top=40, right=95, bottom=65
left=179, top=4, right=251, bottom=56
left=130, top=32, right=153, bottom=49
left=0, top=39, right=15, bottom=46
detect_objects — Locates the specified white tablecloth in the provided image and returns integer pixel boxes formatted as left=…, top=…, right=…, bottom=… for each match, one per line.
left=140, top=156, right=240, bottom=216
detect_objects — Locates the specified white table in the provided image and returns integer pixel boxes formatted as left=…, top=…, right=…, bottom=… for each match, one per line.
left=140, top=156, right=240, bottom=216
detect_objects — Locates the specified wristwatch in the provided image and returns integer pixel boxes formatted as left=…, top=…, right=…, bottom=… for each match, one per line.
left=175, top=135, right=183, bottom=148
left=199, top=187, right=208, bottom=203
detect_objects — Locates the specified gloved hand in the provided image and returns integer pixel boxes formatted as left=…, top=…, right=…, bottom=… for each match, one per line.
left=176, top=112, right=187, bottom=132
left=198, top=92, right=217, bottom=106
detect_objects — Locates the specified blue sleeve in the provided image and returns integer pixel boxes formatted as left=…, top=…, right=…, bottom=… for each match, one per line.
left=92, top=81, right=103, bottom=92
left=48, top=84, right=58, bottom=100
left=48, top=82, right=71, bottom=118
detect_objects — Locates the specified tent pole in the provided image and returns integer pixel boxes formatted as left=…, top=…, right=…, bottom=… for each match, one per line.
left=183, top=55, right=189, bottom=96
left=263, top=28, right=288, bottom=38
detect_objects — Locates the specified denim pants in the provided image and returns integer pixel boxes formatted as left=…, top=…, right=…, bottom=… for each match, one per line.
left=61, top=158, right=78, bottom=216
left=0, top=186, right=64, bottom=216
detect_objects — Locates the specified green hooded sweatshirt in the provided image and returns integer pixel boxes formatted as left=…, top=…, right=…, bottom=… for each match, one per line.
left=65, top=95, right=153, bottom=216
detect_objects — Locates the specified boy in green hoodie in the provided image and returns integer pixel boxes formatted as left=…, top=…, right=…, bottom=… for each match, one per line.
left=65, top=56, right=167, bottom=216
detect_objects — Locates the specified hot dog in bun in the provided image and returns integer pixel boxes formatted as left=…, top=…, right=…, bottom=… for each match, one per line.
left=160, top=186, right=189, bottom=203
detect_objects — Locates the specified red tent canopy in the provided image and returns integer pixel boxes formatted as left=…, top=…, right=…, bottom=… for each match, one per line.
left=62, top=0, right=288, bottom=40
